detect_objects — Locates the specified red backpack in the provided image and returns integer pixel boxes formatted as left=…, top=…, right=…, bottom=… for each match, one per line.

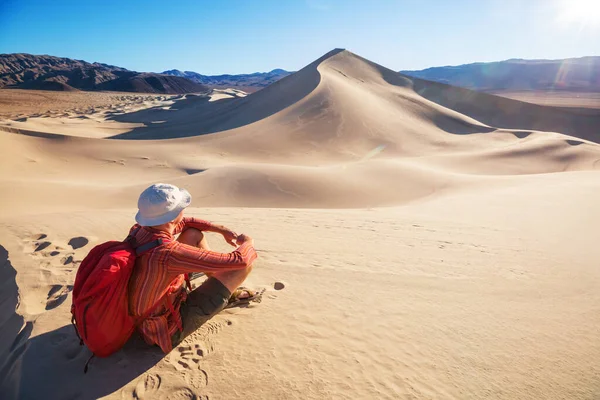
left=70, top=227, right=165, bottom=371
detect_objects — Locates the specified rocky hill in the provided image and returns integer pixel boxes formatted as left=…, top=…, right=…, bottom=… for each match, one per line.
left=0, top=53, right=208, bottom=94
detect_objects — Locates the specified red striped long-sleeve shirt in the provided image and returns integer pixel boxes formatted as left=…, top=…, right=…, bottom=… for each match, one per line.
left=128, top=217, right=257, bottom=353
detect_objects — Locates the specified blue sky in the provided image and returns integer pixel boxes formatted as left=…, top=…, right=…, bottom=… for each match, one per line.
left=1, top=0, right=598, bottom=74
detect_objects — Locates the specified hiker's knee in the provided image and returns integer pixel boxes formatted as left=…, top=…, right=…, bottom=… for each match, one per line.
left=244, top=263, right=253, bottom=275
left=178, top=228, right=204, bottom=247
left=218, top=264, right=252, bottom=280
left=213, top=264, right=252, bottom=288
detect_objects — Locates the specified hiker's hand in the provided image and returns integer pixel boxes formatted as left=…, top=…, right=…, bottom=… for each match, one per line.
left=236, top=234, right=253, bottom=246
left=220, top=228, right=238, bottom=247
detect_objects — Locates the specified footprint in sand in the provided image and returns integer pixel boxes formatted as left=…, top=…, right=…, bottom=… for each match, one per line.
left=34, top=241, right=52, bottom=252
left=165, top=320, right=235, bottom=396
left=26, top=234, right=56, bottom=253
left=61, top=254, right=75, bottom=265
left=169, top=343, right=212, bottom=399
left=68, top=236, right=89, bottom=250
left=133, top=373, right=161, bottom=400
left=170, top=343, right=209, bottom=371
left=23, top=235, right=57, bottom=258
left=161, top=387, right=206, bottom=400
left=46, top=284, right=73, bottom=310
left=25, top=234, right=89, bottom=269
left=184, top=369, right=208, bottom=390
left=265, top=281, right=286, bottom=300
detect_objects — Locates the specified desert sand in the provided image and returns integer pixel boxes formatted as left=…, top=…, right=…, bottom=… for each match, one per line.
left=0, top=49, right=599, bottom=399
left=488, top=90, right=600, bottom=109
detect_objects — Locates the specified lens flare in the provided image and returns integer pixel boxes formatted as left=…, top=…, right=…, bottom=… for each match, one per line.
left=556, top=0, right=600, bottom=29
left=360, top=144, right=386, bottom=162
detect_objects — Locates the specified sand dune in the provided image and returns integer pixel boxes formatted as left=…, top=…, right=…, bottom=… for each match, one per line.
left=1, top=49, right=599, bottom=213
left=487, top=90, right=600, bottom=109
left=1, top=49, right=599, bottom=399
left=411, top=78, right=600, bottom=143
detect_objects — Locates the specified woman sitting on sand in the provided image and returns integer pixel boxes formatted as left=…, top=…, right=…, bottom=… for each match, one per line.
left=128, top=183, right=259, bottom=352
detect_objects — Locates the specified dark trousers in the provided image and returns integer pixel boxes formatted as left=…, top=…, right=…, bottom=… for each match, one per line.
left=171, top=277, right=231, bottom=346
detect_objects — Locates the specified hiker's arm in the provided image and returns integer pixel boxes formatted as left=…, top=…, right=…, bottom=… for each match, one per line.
left=175, top=217, right=238, bottom=246
left=167, top=241, right=257, bottom=274
left=204, top=224, right=238, bottom=246
left=173, top=217, right=213, bottom=235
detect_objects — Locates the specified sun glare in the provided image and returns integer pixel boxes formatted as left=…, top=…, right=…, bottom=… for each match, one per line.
left=556, top=0, right=600, bottom=28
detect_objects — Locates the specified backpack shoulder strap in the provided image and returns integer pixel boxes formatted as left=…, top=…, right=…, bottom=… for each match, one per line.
left=130, top=237, right=170, bottom=326
left=125, top=226, right=141, bottom=247
left=135, top=238, right=164, bottom=256
left=125, top=225, right=166, bottom=256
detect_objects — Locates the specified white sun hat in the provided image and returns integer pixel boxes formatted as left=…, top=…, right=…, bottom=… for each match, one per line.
left=135, top=183, right=192, bottom=226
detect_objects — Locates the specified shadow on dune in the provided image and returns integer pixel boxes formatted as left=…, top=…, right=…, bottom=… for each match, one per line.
left=0, top=246, right=25, bottom=378
left=0, top=246, right=164, bottom=399
left=407, top=77, right=600, bottom=144
left=394, top=92, right=497, bottom=135
left=185, top=168, right=207, bottom=175
left=428, top=114, right=497, bottom=135
left=108, top=49, right=346, bottom=140
left=566, top=139, right=585, bottom=146
left=512, top=131, right=534, bottom=139
left=0, top=127, right=72, bottom=141
left=0, top=323, right=166, bottom=399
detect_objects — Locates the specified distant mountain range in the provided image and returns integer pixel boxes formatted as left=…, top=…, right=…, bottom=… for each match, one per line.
left=401, top=57, right=600, bottom=92
left=2, top=53, right=598, bottom=95
left=0, top=54, right=209, bottom=94
left=161, top=68, right=292, bottom=92
left=0, top=53, right=292, bottom=94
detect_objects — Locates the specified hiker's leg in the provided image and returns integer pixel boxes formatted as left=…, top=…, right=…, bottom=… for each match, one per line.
left=176, top=264, right=253, bottom=340
left=174, top=228, right=254, bottom=341
left=177, top=228, right=213, bottom=278
left=211, top=264, right=253, bottom=294
left=176, top=228, right=253, bottom=290
left=177, top=228, right=211, bottom=250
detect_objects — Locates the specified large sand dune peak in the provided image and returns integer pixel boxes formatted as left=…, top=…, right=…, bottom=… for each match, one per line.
left=1, top=49, right=599, bottom=212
